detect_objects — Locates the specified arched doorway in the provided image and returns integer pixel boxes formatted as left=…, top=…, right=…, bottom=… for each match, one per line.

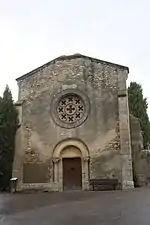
left=52, top=139, right=90, bottom=191
left=61, top=146, right=82, bottom=190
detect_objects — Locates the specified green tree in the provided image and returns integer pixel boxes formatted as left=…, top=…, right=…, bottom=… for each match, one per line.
left=128, top=82, right=150, bottom=148
left=0, top=86, right=18, bottom=190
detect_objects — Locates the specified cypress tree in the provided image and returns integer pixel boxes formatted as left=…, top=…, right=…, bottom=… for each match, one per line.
left=128, top=82, right=150, bottom=148
left=0, top=86, right=18, bottom=190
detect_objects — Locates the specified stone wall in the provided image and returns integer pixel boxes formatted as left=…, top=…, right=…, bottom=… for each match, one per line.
left=13, top=54, right=133, bottom=191
left=130, top=114, right=150, bottom=186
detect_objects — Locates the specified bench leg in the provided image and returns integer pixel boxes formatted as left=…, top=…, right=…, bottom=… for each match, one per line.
left=113, top=185, right=116, bottom=190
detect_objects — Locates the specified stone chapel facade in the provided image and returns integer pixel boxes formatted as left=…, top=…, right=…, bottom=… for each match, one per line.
left=13, top=54, right=134, bottom=191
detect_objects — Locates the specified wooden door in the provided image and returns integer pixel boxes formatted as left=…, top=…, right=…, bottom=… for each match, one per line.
left=63, top=157, right=82, bottom=190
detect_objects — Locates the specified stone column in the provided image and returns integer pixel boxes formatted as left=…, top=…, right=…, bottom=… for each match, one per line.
left=118, top=70, right=134, bottom=189
left=58, top=159, right=63, bottom=192
left=82, top=157, right=90, bottom=190
left=52, top=157, right=60, bottom=191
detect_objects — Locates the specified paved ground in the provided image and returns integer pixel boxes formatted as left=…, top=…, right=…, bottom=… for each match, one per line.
left=0, top=188, right=150, bottom=225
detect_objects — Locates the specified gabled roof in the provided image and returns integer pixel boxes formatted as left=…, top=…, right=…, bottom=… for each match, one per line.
left=16, top=53, right=129, bottom=81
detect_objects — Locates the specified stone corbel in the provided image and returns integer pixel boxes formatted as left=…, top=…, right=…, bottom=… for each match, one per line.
left=118, top=90, right=127, bottom=97
left=52, top=157, right=60, bottom=163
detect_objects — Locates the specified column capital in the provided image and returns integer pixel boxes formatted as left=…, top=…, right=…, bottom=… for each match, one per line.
left=83, top=156, right=90, bottom=162
left=52, top=157, right=60, bottom=163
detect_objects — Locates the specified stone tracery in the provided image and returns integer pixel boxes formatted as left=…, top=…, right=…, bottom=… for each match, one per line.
left=57, top=94, right=85, bottom=124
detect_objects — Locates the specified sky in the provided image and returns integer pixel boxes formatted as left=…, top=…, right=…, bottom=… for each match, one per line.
left=0, top=0, right=150, bottom=113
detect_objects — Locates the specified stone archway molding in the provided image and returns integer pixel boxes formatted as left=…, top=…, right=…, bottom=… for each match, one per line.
left=52, top=138, right=90, bottom=191
left=52, top=138, right=89, bottom=161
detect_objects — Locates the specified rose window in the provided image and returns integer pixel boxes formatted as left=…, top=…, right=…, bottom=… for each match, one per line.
left=57, top=95, right=85, bottom=124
